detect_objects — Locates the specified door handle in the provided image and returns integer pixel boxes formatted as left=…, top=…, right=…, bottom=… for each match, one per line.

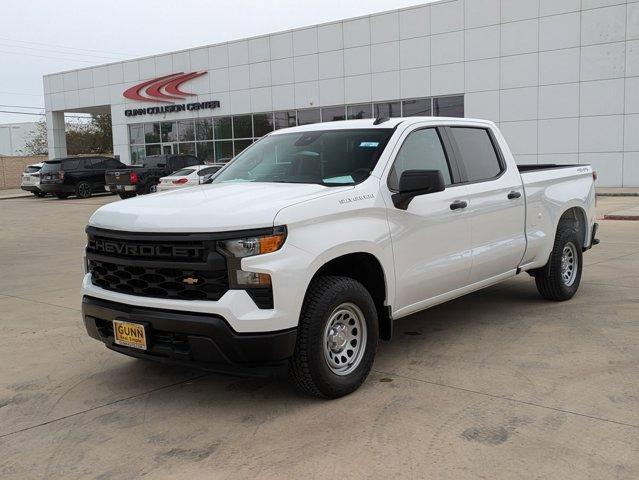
left=507, top=191, right=522, bottom=200
left=450, top=200, right=468, bottom=211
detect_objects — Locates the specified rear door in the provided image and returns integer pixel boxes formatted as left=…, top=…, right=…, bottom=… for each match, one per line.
left=446, top=126, right=526, bottom=283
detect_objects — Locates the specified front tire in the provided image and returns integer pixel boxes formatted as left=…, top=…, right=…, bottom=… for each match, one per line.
left=289, top=276, right=378, bottom=399
left=535, top=226, right=583, bottom=301
left=118, top=192, right=135, bottom=200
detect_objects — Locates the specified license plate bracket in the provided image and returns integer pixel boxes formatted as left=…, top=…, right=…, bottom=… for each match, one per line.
left=113, top=320, right=148, bottom=350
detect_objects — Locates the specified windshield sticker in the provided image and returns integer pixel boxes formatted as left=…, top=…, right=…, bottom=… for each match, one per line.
left=359, top=141, right=380, bottom=148
left=339, top=193, right=375, bottom=205
left=324, top=175, right=354, bottom=184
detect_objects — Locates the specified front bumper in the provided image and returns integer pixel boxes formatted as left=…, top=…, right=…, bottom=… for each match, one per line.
left=82, top=296, right=297, bottom=376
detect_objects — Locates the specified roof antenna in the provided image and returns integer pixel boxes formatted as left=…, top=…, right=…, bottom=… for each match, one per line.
left=373, top=116, right=390, bottom=125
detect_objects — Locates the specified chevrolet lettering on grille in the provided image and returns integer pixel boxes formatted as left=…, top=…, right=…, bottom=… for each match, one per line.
left=89, top=238, right=204, bottom=259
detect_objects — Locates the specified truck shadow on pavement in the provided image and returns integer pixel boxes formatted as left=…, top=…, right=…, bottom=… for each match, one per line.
left=111, top=276, right=547, bottom=403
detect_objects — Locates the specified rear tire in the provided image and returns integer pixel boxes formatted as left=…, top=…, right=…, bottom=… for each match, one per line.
left=54, top=193, right=70, bottom=200
left=76, top=181, right=92, bottom=199
left=535, top=225, right=583, bottom=301
left=143, top=182, right=157, bottom=194
left=289, top=276, right=378, bottom=399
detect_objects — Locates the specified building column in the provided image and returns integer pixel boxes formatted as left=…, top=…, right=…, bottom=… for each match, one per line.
left=46, top=111, right=67, bottom=159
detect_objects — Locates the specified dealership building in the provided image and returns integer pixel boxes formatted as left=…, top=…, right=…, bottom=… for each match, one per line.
left=43, top=0, right=639, bottom=187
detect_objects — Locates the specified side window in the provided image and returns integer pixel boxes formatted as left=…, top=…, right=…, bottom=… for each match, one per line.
left=63, top=159, right=80, bottom=170
left=388, top=128, right=452, bottom=191
left=93, top=158, right=107, bottom=170
left=450, top=128, right=503, bottom=182
left=172, top=157, right=185, bottom=169
left=186, top=156, right=199, bottom=166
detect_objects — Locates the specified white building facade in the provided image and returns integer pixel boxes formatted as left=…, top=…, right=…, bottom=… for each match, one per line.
left=43, top=0, right=639, bottom=186
left=0, top=122, right=39, bottom=156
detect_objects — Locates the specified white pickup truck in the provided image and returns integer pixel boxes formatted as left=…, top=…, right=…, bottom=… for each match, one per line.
left=82, top=117, right=598, bottom=398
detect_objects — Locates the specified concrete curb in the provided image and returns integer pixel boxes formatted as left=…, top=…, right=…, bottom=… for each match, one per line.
left=0, top=194, right=32, bottom=200
left=603, top=215, right=639, bottom=221
left=597, top=193, right=639, bottom=197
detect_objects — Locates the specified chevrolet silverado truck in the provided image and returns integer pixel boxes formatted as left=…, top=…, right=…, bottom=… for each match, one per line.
left=105, top=154, right=201, bottom=199
left=82, top=117, right=598, bottom=398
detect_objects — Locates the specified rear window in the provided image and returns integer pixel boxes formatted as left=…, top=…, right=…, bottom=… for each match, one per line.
left=450, top=128, right=503, bottom=182
left=25, top=165, right=41, bottom=173
left=40, top=161, right=61, bottom=173
left=198, top=166, right=222, bottom=176
left=143, top=156, right=168, bottom=168
left=171, top=168, right=195, bottom=176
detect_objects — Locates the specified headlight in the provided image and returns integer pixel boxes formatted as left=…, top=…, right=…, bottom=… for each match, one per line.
left=218, top=227, right=287, bottom=258
left=218, top=227, right=287, bottom=288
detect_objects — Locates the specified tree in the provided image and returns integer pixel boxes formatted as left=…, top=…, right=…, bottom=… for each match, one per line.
left=23, top=119, right=48, bottom=155
left=24, top=114, right=113, bottom=156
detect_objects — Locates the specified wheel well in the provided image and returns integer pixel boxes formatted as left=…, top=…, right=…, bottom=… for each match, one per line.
left=311, top=253, right=392, bottom=341
left=559, top=207, right=587, bottom=248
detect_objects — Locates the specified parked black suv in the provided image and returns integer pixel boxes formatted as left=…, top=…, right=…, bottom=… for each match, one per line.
left=40, top=156, right=127, bottom=199
left=105, top=154, right=202, bottom=199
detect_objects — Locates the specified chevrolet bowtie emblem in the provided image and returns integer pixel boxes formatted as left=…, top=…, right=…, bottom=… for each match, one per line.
left=183, top=277, right=199, bottom=285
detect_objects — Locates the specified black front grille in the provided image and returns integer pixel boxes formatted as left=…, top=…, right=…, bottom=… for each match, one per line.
left=89, top=259, right=228, bottom=301
left=86, top=227, right=229, bottom=302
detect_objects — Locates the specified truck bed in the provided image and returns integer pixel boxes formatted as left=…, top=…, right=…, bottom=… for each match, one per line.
left=517, top=164, right=580, bottom=173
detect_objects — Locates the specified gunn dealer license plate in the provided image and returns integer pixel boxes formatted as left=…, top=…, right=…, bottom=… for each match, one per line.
left=113, top=320, right=147, bottom=350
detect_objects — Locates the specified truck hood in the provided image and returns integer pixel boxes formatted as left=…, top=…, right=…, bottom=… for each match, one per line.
left=89, top=182, right=352, bottom=232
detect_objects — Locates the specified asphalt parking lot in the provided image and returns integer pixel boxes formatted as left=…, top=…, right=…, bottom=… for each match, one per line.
left=1, top=193, right=638, bottom=479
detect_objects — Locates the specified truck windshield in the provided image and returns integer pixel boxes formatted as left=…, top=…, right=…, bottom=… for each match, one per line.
left=212, top=129, right=394, bottom=186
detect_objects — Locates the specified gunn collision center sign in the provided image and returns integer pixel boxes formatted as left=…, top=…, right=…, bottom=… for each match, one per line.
left=123, top=71, right=219, bottom=117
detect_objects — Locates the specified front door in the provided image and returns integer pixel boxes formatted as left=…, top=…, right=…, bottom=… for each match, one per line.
left=162, top=144, right=174, bottom=155
left=383, top=126, right=472, bottom=318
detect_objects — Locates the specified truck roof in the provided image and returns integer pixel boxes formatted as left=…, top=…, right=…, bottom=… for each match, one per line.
left=269, top=117, right=496, bottom=135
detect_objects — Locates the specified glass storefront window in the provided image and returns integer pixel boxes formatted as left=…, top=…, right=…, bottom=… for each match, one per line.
left=178, top=120, right=195, bottom=142
left=144, top=123, right=161, bottom=143
left=130, top=146, right=145, bottom=165
left=129, top=124, right=144, bottom=145
left=196, top=141, right=215, bottom=163
left=297, top=108, right=321, bottom=126
left=215, top=140, right=234, bottom=162
left=161, top=122, right=177, bottom=142
left=146, top=144, right=161, bottom=156
left=374, top=102, right=402, bottom=118
left=434, top=96, right=464, bottom=118
left=274, top=111, right=297, bottom=130
left=234, top=139, right=253, bottom=155
left=322, top=106, right=346, bottom=122
left=402, top=98, right=432, bottom=117
left=253, top=113, right=274, bottom=137
left=347, top=104, right=372, bottom=120
left=196, top=119, right=213, bottom=141
left=214, top=117, right=232, bottom=139
left=233, top=115, right=252, bottom=139
left=178, top=142, right=196, bottom=155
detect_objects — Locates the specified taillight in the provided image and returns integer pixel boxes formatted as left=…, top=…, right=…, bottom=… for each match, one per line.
left=172, top=178, right=188, bottom=185
left=592, top=170, right=598, bottom=182
left=130, top=171, right=138, bottom=184
left=59, top=170, right=65, bottom=180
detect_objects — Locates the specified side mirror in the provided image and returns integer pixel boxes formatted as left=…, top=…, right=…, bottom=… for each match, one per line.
left=392, top=170, right=446, bottom=210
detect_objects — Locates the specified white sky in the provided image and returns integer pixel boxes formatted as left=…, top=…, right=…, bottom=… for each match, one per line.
left=0, top=0, right=435, bottom=123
